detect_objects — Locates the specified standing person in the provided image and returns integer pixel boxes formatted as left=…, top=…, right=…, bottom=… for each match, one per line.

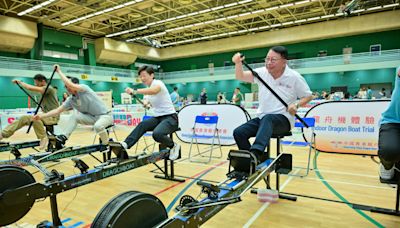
left=367, top=86, right=373, bottom=100
left=33, top=65, right=113, bottom=145
left=379, top=88, right=387, bottom=98
left=170, top=87, right=180, bottom=111
left=357, top=87, right=367, bottom=99
left=216, top=91, right=223, bottom=104
left=120, top=66, right=180, bottom=160
left=231, top=87, right=243, bottom=106
left=62, top=92, right=69, bottom=103
left=231, top=46, right=313, bottom=162
left=378, top=67, right=400, bottom=180
left=0, top=75, right=59, bottom=150
left=200, top=88, right=207, bottom=104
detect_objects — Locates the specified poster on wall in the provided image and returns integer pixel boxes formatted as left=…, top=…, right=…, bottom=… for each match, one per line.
left=303, top=100, right=389, bottom=155
left=177, top=104, right=250, bottom=145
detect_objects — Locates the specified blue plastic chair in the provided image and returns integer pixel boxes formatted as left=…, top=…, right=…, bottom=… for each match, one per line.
left=188, top=116, right=223, bottom=163
left=292, top=117, right=316, bottom=177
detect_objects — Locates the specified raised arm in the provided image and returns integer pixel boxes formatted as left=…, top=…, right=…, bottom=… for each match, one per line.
left=13, top=80, right=46, bottom=94
left=232, top=53, right=254, bottom=83
left=54, top=65, right=84, bottom=92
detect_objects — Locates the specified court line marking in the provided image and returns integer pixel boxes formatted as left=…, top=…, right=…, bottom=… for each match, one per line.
left=154, top=160, right=227, bottom=197
left=314, top=151, right=384, bottom=228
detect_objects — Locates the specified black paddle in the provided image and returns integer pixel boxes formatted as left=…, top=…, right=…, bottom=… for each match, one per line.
left=27, top=67, right=57, bottom=133
left=240, top=54, right=309, bottom=128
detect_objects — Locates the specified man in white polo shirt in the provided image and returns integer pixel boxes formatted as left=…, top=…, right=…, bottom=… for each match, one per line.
left=123, top=66, right=180, bottom=160
left=232, top=46, right=313, bottom=163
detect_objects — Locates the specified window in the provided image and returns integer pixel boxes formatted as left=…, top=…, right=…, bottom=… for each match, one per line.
left=42, top=50, right=78, bottom=60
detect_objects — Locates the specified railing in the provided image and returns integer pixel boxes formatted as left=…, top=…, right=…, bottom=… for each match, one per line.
left=0, top=56, right=137, bottom=78
left=160, top=49, right=400, bottom=79
left=0, top=49, right=399, bottom=80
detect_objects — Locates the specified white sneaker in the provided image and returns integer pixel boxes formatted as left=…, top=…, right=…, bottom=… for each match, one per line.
left=39, top=137, right=49, bottom=150
left=169, top=143, right=181, bottom=160
left=121, top=141, right=128, bottom=149
left=379, top=163, right=394, bottom=180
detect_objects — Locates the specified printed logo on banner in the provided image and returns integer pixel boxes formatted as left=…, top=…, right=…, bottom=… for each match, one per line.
left=177, top=104, right=249, bottom=146
left=113, top=113, right=142, bottom=127
left=8, top=117, right=16, bottom=124
left=303, top=100, right=389, bottom=155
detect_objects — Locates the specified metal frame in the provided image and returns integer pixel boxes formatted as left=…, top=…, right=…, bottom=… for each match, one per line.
left=188, top=115, right=222, bottom=163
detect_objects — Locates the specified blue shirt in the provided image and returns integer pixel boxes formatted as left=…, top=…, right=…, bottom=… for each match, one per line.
left=381, top=67, right=400, bottom=125
left=170, top=91, right=179, bottom=103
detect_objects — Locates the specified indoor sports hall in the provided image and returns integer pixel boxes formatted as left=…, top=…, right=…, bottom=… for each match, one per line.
left=0, top=0, right=400, bottom=227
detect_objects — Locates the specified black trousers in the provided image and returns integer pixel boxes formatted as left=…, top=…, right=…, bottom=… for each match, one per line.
left=124, top=114, right=179, bottom=149
left=233, top=114, right=290, bottom=153
left=378, top=123, right=400, bottom=169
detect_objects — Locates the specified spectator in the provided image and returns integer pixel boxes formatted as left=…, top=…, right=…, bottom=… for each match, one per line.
left=367, top=87, right=373, bottom=100
left=217, top=91, right=223, bottom=104
left=232, top=88, right=243, bottom=106
left=170, top=87, right=180, bottom=110
left=200, top=88, right=207, bottom=104
left=357, top=87, right=367, bottom=99
left=379, top=88, right=387, bottom=98
left=62, top=92, right=69, bottom=103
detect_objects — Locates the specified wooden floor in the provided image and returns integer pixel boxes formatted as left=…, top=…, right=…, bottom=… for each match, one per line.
left=1, top=126, right=399, bottom=228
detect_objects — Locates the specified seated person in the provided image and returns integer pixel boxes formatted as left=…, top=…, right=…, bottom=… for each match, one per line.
left=33, top=65, right=113, bottom=146
left=379, top=67, right=400, bottom=180
left=121, top=66, right=180, bottom=160
left=0, top=74, right=59, bottom=150
left=231, top=46, right=313, bottom=163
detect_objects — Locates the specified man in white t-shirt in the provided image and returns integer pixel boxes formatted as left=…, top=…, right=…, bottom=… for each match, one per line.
left=123, top=66, right=180, bottom=160
left=232, top=46, right=313, bottom=163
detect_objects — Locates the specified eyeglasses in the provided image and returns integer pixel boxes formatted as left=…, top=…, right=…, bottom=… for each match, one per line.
left=265, top=57, right=282, bottom=63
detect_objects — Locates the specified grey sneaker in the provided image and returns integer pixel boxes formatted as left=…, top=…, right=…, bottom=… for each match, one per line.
left=379, top=163, right=394, bottom=180
left=169, top=143, right=181, bottom=160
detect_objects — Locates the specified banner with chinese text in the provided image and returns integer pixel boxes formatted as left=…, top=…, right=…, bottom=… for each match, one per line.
left=177, top=104, right=250, bottom=145
left=304, top=100, right=390, bottom=155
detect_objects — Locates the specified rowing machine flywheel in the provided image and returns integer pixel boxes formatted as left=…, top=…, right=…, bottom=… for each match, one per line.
left=0, top=165, right=36, bottom=226
left=178, top=195, right=199, bottom=216
left=92, top=191, right=168, bottom=228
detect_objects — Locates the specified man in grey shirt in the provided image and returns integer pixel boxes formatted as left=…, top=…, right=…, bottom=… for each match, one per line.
left=33, top=65, right=113, bottom=145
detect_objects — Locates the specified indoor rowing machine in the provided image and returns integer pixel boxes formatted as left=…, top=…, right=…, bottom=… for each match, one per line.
left=0, top=144, right=107, bottom=167
left=91, top=150, right=292, bottom=227
left=0, top=140, right=40, bottom=158
left=0, top=141, right=171, bottom=227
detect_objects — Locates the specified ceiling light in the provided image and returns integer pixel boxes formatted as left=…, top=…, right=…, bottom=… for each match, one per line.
left=224, top=3, right=238, bottom=8
left=62, top=0, right=141, bottom=26
left=18, top=0, right=56, bottom=16
left=107, top=0, right=325, bottom=39
left=383, top=3, right=399, bottom=8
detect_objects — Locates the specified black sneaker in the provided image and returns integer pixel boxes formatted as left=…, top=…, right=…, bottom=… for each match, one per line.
left=249, top=150, right=265, bottom=165
left=56, top=134, right=68, bottom=145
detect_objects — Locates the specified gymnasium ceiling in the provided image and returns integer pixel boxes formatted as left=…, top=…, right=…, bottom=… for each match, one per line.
left=1, top=0, right=399, bottom=48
